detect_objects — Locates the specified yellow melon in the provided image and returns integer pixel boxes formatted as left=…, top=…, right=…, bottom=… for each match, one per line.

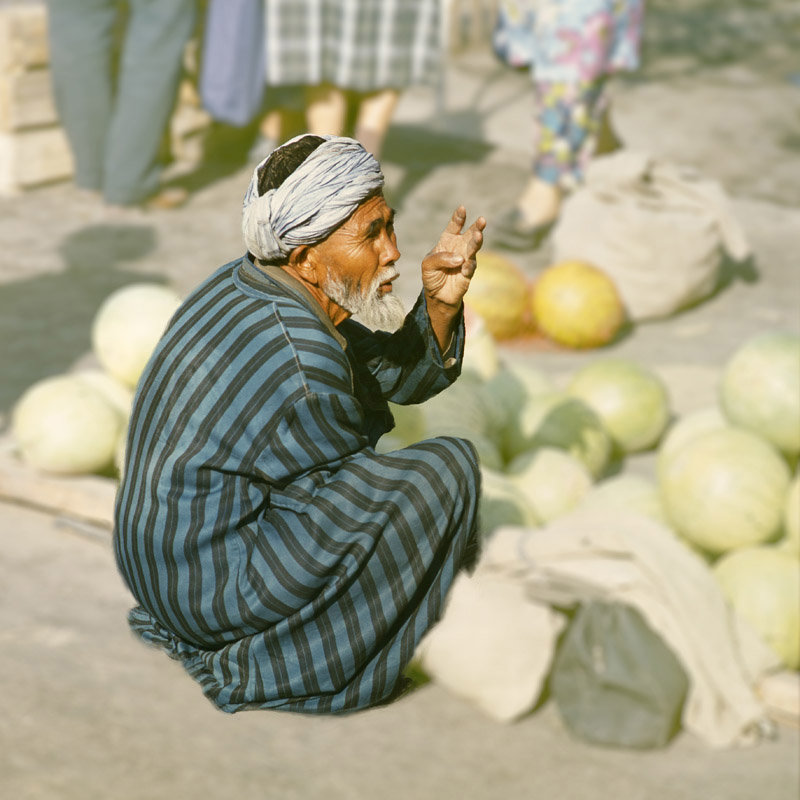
left=464, top=251, right=530, bottom=340
left=531, top=260, right=625, bottom=348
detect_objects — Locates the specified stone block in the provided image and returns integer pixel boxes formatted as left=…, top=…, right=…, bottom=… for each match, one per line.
left=0, top=125, right=73, bottom=194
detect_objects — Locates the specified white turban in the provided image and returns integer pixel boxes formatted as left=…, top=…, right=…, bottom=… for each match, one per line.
left=242, top=134, right=385, bottom=262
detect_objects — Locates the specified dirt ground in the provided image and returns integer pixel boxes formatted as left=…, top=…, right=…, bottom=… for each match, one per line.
left=0, top=2, right=799, bottom=798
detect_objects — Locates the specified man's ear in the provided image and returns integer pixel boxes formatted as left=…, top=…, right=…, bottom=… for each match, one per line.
left=287, top=244, right=318, bottom=282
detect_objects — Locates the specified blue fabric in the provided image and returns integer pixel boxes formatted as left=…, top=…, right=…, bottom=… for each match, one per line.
left=200, top=0, right=265, bottom=126
left=45, top=0, right=196, bottom=204
left=114, top=258, right=481, bottom=713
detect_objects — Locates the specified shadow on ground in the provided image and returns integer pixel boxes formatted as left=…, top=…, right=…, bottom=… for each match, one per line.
left=0, top=224, right=164, bottom=416
left=382, top=122, right=495, bottom=209
left=641, top=0, right=800, bottom=79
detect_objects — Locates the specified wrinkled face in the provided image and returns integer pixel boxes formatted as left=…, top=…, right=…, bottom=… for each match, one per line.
left=307, top=193, right=406, bottom=329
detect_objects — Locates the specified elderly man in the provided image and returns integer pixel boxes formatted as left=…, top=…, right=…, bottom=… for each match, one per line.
left=114, top=134, right=486, bottom=714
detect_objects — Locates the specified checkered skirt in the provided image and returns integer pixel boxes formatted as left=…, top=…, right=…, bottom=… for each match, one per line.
left=264, top=0, right=441, bottom=90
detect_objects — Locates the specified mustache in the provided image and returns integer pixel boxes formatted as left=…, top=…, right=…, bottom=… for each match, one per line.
left=375, top=267, right=398, bottom=285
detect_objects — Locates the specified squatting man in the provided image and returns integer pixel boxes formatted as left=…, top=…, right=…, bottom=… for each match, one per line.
left=113, top=134, right=487, bottom=713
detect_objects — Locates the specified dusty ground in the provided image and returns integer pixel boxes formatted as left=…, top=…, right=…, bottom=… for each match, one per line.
left=1, top=2, right=799, bottom=798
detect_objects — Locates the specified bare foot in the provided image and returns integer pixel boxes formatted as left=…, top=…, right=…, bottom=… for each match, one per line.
left=515, top=178, right=562, bottom=227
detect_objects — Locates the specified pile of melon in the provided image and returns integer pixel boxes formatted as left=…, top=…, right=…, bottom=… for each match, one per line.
left=464, top=251, right=626, bottom=348
left=381, top=325, right=800, bottom=671
left=10, top=283, right=181, bottom=478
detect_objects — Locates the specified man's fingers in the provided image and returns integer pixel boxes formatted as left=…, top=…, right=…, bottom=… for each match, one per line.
left=442, top=205, right=467, bottom=236
left=461, top=259, right=477, bottom=278
left=470, top=215, right=487, bottom=233
left=424, top=250, right=463, bottom=267
left=465, top=226, right=485, bottom=258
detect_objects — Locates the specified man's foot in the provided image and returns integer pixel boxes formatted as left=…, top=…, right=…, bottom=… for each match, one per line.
left=492, top=177, right=561, bottom=250
left=100, top=186, right=188, bottom=219
left=143, top=185, right=189, bottom=211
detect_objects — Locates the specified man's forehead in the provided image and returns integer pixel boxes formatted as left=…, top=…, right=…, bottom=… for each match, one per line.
left=356, top=193, right=392, bottom=218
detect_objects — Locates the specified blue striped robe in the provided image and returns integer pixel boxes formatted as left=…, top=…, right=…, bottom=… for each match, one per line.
left=113, top=257, right=480, bottom=713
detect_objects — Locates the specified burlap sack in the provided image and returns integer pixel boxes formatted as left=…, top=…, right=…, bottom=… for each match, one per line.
left=552, top=151, right=751, bottom=321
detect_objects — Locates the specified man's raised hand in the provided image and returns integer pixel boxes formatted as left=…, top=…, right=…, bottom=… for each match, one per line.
left=421, top=206, right=487, bottom=308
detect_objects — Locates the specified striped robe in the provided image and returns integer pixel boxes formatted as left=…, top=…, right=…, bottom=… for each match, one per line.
left=113, top=256, right=480, bottom=714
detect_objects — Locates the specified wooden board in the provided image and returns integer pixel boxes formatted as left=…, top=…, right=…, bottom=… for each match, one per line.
left=0, top=125, right=73, bottom=194
left=0, top=67, right=57, bottom=131
left=0, top=3, right=49, bottom=74
left=0, top=434, right=117, bottom=530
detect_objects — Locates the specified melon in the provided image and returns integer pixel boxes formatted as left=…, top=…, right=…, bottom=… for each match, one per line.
left=387, top=402, right=426, bottom=447
left=464, top=251, right=530, bottom=340
left=531, top=260, right=625, bottom=348
left=656, top=406, right=729, bottom=481
left=417, top=380, right=503, bottom=469
left=714, top=546, right=800, bottom=670
left=92, top=283, right=182, bottom=388
left=505, top=391, right=613, bottom=479
left=11, top=373, right=124, bottom=475
left=478, top=467, right=539, bottom=539
left=506, top=447, right=593, bottom=523
left=77, top=369, right=135, bottom=419
left=419, top=379, right=491, bottom=442
left=462, top=313, right=501, bottom=380
left=567, top=359, right=671, bottom=453
left=579, top=473, right=667, bottom=524
left=780, top=473, right=799, bottom=555
left=481, top=361, right=555, bottom=444
left=660, top=428, right=791, bottom=555
left=719, top=330, right=800, bottom=456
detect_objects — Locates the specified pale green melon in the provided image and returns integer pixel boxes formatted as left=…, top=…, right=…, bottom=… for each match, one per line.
left=714, top=546, right=800, bottom=669
left=92, top=283, right=182, bottom=388
left=12, top=373, right=124, bottom=475
left=579, top=473, right=667, bottom=524
left=660, top=428, right=791, bottom=555
left=506, top=447, right=592, bottom=523
left=478, top=467, right=539, bottom=540
left=567, top=359, right=671, bottom=453
left=504, top=391, right=613, bottom=479
left=720, top=330, right=800, bottom=456
left=657, top=406, right=729, bottom=482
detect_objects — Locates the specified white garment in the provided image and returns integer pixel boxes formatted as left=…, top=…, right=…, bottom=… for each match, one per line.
left=417, top=509, right=780, bottom=748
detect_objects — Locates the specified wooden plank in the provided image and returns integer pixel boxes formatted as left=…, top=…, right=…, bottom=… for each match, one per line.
left=0, top=125, right=73, bottom=194
left=0, top=67, right=58, bottom=131
left=0, top=435, right=117, bottom=530
left=0, top=3, right=49, bottom=73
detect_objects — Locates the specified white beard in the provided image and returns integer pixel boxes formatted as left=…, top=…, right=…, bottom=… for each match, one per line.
left=324, top=267, right=406, bottom=332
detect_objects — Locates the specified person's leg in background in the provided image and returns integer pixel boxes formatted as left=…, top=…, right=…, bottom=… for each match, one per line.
left=304, top=84, right=400, bottom=159
left=45, top=0, right=117, bottom=194
left=304, top=83, right=348, bottom=137
left=248, top=86, right=307, bottom=163
left=516, top=76, right=610, bottom=227
left=353, top=88, right=400, bottom=159
left=495, top=0, right=642, bottom=250
left=102, top=0, right=196, bottom=206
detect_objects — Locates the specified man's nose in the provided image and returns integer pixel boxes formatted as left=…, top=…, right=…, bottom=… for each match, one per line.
left=381, top=233, right=400, bottom=265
